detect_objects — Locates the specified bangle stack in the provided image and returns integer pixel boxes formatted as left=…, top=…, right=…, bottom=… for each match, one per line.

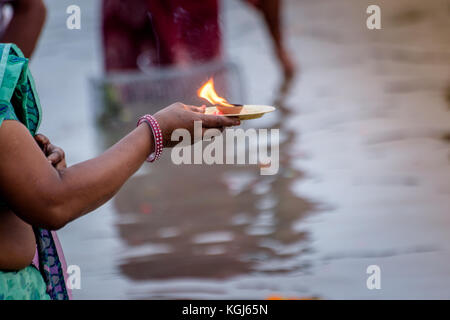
left=137, top=114, right=163, bottom=162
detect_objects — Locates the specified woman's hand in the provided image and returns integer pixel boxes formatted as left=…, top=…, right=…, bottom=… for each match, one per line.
left=153, top=102, right=240, bottom=148
left=0, top=102, right=239, bottom=230
left=34, top=134, right=67, bottom=170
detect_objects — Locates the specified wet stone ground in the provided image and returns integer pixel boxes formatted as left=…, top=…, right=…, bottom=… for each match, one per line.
left=30, top=0, right=450, bottom=299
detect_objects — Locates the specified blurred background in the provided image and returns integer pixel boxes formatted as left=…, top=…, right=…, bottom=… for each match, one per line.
left=26, top=0, right=450, bottom=299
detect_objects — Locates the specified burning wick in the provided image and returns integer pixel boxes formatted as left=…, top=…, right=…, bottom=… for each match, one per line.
left=198, top=78, right=233, bottom=107
left=197, top=78, right=243, bottom=114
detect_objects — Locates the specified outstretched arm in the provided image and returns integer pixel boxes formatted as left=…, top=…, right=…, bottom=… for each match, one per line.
left=0, top=103, right=239, bottom=230
left=1, top=0, right=47, bottom=58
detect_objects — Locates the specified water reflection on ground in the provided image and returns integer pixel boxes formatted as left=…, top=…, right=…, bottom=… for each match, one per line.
left=111, top=103, right=315, bottom=285
left=31, top=0, right=450, bottom=299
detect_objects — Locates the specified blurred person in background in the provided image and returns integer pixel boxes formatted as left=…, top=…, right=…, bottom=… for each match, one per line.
left=0, top=0, right=46, bottom=58
left=102, top=0, right=295, bottom=80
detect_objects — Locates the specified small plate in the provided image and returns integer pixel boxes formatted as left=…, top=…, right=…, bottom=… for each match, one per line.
left=205, top=105, right=276, bottom=120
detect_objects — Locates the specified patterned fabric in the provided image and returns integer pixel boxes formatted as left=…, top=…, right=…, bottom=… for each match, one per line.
left=0, top=43, right=41, bottom=132
left=0, top=100, right=17, bottom=121
left=0, top=266, right=51, bottom=300
left=34, top=229, right=70, bottom=300
left=0, top=43, right=69, bottom=300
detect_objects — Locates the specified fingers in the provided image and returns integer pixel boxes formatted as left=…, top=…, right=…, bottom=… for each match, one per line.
left=46, top=144, right=65, bottom=165
left=34, top=134, right=50, bottom=145
left=199, top=114, right=240, bottom=128
left=47, top=152, right=61, bottom=164
left=34, top=133, right=50, bottom=151
left=34, top=134, right=67, bottom=168
left=54, top=159, right=67, bottom=170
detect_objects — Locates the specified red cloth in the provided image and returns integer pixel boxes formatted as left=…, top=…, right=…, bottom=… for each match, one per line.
left=102, top=0, right=222, bottom=72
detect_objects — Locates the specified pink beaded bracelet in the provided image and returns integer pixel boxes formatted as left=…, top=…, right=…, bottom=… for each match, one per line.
left=137, top=114, right=163, bottom=162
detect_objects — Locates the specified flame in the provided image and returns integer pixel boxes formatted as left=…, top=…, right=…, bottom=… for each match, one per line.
left=197, top=78, right=233, bottom=107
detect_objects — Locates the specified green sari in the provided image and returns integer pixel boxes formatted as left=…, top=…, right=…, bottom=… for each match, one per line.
left=0, top=43, right=70, bottom=300
left=0, top=266, right=50, bottom=300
